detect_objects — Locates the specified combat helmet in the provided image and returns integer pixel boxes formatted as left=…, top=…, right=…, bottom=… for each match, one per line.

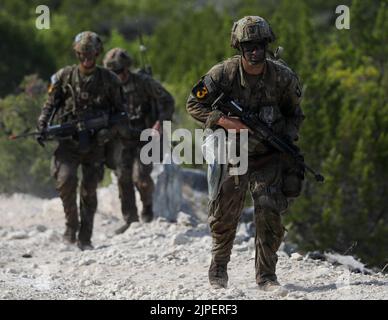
left=73, top=31, right=103, bottom=55
left=230, top=16, right=276, bottom=49
left=103, top=48, right=133, bottom=71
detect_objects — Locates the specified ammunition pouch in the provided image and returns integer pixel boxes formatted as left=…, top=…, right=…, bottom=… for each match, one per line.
left=282, top=153, right=305, bottom=198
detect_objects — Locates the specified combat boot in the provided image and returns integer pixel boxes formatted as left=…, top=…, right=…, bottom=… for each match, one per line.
left=115, top=223, right=130, bottom=235
left=63, top=227, right=77, bottom=244
left=208, top=260, right=228, bottom=289
left=77, top=240, right=94, bottom=251
left=115, top=215, right=139, bottom=235
left=140, top=205, right=154, bottom=223
left=258, top=279, right=281, bottom=292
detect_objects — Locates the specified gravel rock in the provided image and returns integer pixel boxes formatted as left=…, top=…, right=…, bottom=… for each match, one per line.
left=79, top=259, right=96, bottom=266
left=0, top=190, right=386, bottom=300
left=291, top=253, right=303, bottom=261
left=172, top=233, right=191, bottom=245
left=7, top=231, right=29, bottom=240
left=36, top=225, right=47, bottom=233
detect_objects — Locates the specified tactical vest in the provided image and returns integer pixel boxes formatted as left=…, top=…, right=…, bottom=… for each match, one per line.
left=217, top=55, right=297, bottom=96
left=55, top=65, right=114, bottom=123
left=216, top=55, right=297, bottom=155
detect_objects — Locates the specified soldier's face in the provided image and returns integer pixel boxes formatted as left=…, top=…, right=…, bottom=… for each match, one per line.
left=77, top=51, right=97, bottom=69
left=241, top=41, right=266, bottom=65
left=113, top=68, right=129, bottom=83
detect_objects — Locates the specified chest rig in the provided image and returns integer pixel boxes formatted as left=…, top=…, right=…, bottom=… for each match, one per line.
left=58, top=66, right=109, bottom=123
left=219, top=57, right=286, bottom=134
left=54, top=66, right=112, bottom=151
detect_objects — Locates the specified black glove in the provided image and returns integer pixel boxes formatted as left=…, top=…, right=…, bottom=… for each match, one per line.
left=283, top=134, right=294, bottom=145
left=36, top=123, right=47, bottom=147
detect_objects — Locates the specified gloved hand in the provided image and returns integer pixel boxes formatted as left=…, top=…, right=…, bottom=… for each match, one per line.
left=283, top=134, right=294, bottom=145
left=36, top=122, right=47, bottom=147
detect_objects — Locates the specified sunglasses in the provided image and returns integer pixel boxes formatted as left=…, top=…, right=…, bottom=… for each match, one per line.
left=112, top=68, right=125, bottom=75
left=77, top=51, right=97, bottom=61
left=241, top=41, right=267, bottom=52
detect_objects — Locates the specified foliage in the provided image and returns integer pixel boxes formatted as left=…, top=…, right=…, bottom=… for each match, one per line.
left=0, top=0, right=387, bottom=267
left=0, top=75, right=55, bottom=197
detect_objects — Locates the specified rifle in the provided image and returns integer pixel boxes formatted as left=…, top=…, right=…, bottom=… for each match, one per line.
left=9, top=111, right=139, bottom=147
left=211, top=92, right=325, bottom=182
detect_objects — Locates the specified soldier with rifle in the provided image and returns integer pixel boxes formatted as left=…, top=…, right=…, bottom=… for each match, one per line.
left=187, top=16, right=323, bottom=291
left=36, top=31, right=128, bottom=250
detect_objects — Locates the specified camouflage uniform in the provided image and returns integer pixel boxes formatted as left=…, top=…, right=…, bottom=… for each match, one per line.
left=38, top=32, right=125, bottom=248
left=186, top=16, right=305, bottom=287
left=103, top=48, right=175, bottom=229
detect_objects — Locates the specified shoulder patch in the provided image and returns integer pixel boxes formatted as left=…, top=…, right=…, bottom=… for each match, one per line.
left=192, top=79, right=209, bottom=99
left=192, top=74, right=217, bottom=99
left=48, top=71, right=61, bottom=93
left=49, top=65, right=75, bottom=91
left=192, top=74, right=218, bottom=100
left=47, top=84, right=54, bottom=94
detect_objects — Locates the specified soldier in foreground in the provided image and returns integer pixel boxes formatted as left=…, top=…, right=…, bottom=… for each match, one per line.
left=37, top=32, right=126, bottom=250
left=103, top=48, right=175, bottom=234
left=187, top=16, right=305, bottom=291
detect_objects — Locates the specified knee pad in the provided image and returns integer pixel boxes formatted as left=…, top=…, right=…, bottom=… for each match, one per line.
left=256, top=189, right=288, bottom=215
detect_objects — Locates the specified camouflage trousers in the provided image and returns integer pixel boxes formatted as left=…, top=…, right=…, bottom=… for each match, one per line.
left=107, top=139, right=154, bottom=223
left=51, top=141, right=104, bottom=243
left=208, top=155, right=301, bottom=284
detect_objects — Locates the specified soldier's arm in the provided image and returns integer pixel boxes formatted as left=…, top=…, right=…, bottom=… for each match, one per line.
left=280, top=73, right=305, bottom=141
left=186, top=63, right=225, bottom=129
left=37, top=70, right=65, bottom=130
left=145, top=77, right=175, bottom=122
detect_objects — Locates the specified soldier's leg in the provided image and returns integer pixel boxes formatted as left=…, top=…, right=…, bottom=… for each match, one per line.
left=208, top=173, right=249, bottom=288
left=78, top=149, right=105, bottom=248
left=115, top=143, right=139, bottom=233
left=249, top=160, right=288, bottom=286
left=51, top=145, right=79, bottom=243
left=133, top=149, right=154, bottom=222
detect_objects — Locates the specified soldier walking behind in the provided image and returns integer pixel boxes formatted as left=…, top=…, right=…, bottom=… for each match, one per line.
left=103, top=48, right=175, bottom=234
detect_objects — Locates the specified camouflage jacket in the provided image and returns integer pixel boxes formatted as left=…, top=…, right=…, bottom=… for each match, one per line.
left=38, top=65, right=124, bottom=129
left=122, top=71, right=175, bottom=129
left=186, top=55, right=305, bottom=155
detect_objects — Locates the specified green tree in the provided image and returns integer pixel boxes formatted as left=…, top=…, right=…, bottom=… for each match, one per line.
left=271, top=0, right=317, bottom=78
left=0, top=75, right=55, bottom=197
left=0, top=12, right=55, bottom=96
